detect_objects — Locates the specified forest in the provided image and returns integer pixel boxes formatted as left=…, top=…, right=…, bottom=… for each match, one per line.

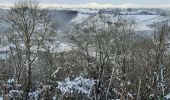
left=0, top=0, right=170, bottom=100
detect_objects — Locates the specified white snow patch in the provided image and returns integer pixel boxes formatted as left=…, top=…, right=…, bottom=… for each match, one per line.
left=57, top=43, right=72, bottom=52
left=165, top=93, right=170, bottom=99
left=57, top=77, right=96, bottom=95
left=9, top=90, right=23, bottom=98
left=7, top=78, right=14, bottom=84
left=72, top=13, right=90, bottom=23
left=134, top=15, right=166, bottom=30
left=51, top=67, right=62, bottom=77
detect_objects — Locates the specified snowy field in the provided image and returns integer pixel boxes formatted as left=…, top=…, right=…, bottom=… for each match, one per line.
left=72, top=13, right=164, bottom=31
left=135, top=15, right=165, bottom=30
left=0, top=10, right=166, bottom=59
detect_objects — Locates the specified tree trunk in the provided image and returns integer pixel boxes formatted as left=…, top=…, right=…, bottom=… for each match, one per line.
left=24, top=43, right=32, bottom=99
left=137, top=77, right=141, bottom=100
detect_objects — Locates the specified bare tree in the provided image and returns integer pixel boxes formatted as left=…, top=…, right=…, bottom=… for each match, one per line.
left=1, top=0, right=56, bottom=98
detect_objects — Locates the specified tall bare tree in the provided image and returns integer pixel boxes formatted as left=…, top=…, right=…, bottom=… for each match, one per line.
left=2, top=0, right=56, bottom=98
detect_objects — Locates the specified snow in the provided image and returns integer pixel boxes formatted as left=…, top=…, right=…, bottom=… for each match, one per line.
left=0, top=44, right=17, bottom=59
left=9, top=90, right=23, bottom=98
left=29, top=85, right=52, bottom=99
left=72, top=13, right=90, bottom=23
left=72, top=9, right=166, bottom=31
left=51, top=67, right=62, bottom=77
left=73, top=8, right=98, bottom=14
left=165, top=93, right=170, bottom=99
left=29, top=41, right=72, bottom=53
left=0, top=41, right=72, bottom=60
left=149, top=94, right=154, bottom=98
left=7, top=78, right=14, bottom=84
left=57, top=77, right=96, bottom=96
left=127, top=81, right=131, bottom=85
left=135, top=15, right=163, bottom=30
left=114, top=15, right=167, bottom=31
left=128, top=93, right=134, bottom=99
left=0, top=46, right=9, bottom=51
left=0, top=43, right=16, bottom=51
left=57, top=43, right=72, bottom=52
left=0, top=10, right=166, bottom=57
left=0, top=53, right=7, bottom=59
left=0, top=45, right=9, bottom=59
left=52, top=96, right=57, bottom=100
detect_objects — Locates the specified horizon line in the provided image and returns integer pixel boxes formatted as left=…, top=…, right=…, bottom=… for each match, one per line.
left=0, top=2, right=170, bottom=9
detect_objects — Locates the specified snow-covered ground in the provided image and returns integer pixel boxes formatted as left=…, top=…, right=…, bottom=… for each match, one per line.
left=165, top=93, right=170, bottom=99
left=0, top=40, right=72, bottom=59
left=71, top=7, right=166, bottom=31
left=72, top=13, right=164, bottom=31
left=72, top=13, right=90, bottom=23
left=135, top=15, right=165, bottom=30
left=0, top=8, right=167, bottom=59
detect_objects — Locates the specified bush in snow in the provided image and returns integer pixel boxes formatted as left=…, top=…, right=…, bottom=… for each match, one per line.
left=57, top=76, right=96, bottom=98
left=9, top=90, right=23, bottom=99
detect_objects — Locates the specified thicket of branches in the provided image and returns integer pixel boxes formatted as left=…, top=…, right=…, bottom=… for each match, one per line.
left=0, top=0, right=170, bottom=100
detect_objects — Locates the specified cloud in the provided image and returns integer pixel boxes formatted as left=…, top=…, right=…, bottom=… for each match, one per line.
left=0, top=3, right=13, bottom=9
left=0, top=2, right=170, bottom=9
left=38, top=3, right=170, bottom=9
left=39, top=2, right=113, bottom=9
left=115, top=3, right=170, bottom=8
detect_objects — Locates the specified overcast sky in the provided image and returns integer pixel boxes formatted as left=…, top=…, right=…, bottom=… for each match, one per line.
left=0, top=0, right=170, bottom=8
left=1, top=0, right=169, bottom=4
